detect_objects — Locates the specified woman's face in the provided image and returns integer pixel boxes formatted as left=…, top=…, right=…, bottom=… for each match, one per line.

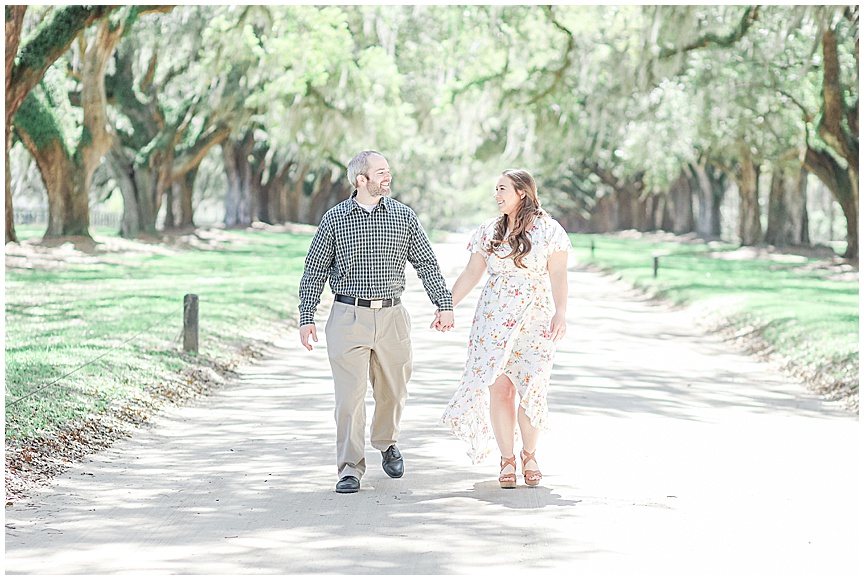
left=494, top=176, right=524, bottom=216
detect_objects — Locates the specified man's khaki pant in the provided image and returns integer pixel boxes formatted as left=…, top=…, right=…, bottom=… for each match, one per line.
left=325, top=301, right=412, bottom=479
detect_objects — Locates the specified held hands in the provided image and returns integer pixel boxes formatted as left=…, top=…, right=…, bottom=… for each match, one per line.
left=430, top=309, right=455, bottom=332
left=299, top=324, right=318, bottom=351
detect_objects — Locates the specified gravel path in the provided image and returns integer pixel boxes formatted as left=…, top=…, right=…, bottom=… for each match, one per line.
left=4, top=241, right=859, bottom=576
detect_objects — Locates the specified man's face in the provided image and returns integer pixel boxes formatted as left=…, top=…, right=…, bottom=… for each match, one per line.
left=362, top=155, right=391, bottom=197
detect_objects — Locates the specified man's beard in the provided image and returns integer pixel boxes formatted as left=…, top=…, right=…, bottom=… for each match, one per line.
left=367, top=180, right=389, bottom=197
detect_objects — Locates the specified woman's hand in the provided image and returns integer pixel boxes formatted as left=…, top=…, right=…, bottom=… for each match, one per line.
left=546, top=250, right=568, bottom=343
left=549, top=311, right=567, bottom=343
left=430, top=309, right=455, bottom=331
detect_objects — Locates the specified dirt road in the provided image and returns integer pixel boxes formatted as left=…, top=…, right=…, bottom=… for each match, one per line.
left=4, top=241, right=859, bottom=576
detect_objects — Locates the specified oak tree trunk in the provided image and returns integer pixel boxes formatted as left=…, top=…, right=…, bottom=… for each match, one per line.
left=736, top=142, right=763, bottom=246
left=658, top=194, right=674, bottom=232
left=688, top=160, right=724, bottom=239
left=178, top=168, right=197, bottom=229
left=16, top=128, right=73, bottom=237
left=765, top=164, right=809, bottom=247
left=5, top=6, right=26, bottom=244
left=309, top=169, right=352, bottom=225
left=164, top=184, right=176, bottom=229
left=106, top=141, right=158, bottom=238
left=644, top=193, right=663, bottom=231
left=615, top=187, right=636, bottom=231
left=264, top=160, right=294, bottom=224
left=812, top=26, right=859, bottom=258
left=222, top=136, right=254, bottom=228
left=286, top=162, right=309, bottom=224
left=586, top=195, right=616, bottom=234
left=805, top=147, right=858, bottom=258
left=665, top=171, right=695, bottom=234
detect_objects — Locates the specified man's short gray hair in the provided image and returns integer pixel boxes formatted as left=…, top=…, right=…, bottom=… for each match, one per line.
left=347, top=150, right=384, bottom=188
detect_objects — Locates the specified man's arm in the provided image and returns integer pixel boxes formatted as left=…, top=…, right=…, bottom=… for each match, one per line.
left=298, top=216, right=335, bottom=349
left=406, top=216, right=453, bottom=312
left=430, top=251, right=486, bottom=331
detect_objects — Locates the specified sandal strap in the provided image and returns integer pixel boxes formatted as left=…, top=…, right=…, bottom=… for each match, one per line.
left=521, top=450, right=541, bottom=479
left=500, top=455, right=517, bottom=482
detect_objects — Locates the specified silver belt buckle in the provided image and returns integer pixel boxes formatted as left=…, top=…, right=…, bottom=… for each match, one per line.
left=369, top=299, right=383, bottom=309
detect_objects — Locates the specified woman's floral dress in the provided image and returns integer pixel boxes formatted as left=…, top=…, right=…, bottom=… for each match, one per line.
left=441, top=214, right=572, bottom=464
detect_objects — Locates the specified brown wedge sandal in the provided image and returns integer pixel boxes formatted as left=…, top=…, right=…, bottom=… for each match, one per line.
left=521, top=449, right=542, bottom=487
left=499, top=455, right=517, bottom=489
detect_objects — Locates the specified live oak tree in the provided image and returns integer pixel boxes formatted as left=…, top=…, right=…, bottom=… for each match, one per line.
left=7, top=5, right=857, bottom=257
left=641, top=4, right=858, bottom=256
left=5, top=5, right=117, bottom=243
left=106, top=6, right=230, bottom=237
left=800, top=7, right=859, bottom=259
left=11, top=5, right=171, bottom=241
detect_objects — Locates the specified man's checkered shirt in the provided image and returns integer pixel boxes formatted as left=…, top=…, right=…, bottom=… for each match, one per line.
left=298, top=195, right=453, bottom=326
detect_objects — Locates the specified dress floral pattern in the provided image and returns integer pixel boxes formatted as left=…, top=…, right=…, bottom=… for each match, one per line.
left=440, top=214, right=572, bottom=464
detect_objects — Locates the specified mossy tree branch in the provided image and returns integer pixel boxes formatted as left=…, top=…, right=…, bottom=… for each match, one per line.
left=817, top=27, right=859, bottom=175
left=658, top=6, right=760, bottom=59
left=5, top=5, right=27, bottom=243
left=8, top=6, right=118, bottom=117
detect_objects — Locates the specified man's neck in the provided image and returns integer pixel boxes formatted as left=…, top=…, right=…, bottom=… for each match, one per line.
left=354, top=189, right=383, bottom=206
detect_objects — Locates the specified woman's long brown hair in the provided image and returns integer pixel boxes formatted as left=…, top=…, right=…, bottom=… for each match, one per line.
left=487, top=169, right=545, bottom=268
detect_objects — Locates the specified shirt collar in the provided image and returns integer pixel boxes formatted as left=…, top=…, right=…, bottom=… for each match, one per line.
left=345, top=190, right=390, bottom=214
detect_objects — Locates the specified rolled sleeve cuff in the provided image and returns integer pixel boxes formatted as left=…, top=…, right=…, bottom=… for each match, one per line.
left=436, top=295, right=454, bottom=311
left=299, top=312, right=316, bottom=326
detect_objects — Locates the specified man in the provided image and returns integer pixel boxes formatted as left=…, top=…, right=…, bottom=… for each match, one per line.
left=298, top=150, right=454, bottom=493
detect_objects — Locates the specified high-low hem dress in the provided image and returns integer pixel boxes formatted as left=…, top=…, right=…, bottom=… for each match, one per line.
left=440, top=214, right=572, bottom=464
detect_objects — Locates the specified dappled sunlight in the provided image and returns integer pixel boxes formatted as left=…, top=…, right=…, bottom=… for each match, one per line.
left=5, top=253, right=858, bottom=575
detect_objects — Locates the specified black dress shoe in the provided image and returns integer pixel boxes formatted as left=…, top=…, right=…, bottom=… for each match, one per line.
left=335, top=476, right=360, bottom=493
left=381, top=445, right=404, bottom=478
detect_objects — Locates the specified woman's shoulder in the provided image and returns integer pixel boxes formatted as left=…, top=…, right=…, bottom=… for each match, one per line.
left=471, top=216, right=500, bottom=237
left=531, top=213, right=571, bottom=250
left=531, top=213, right=565, bottom=233
left=478, top=216, right=500, bottom=230
left=466, top=216, right=499, bottom=251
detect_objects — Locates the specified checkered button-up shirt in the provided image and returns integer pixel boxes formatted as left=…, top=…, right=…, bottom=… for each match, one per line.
left=298, top=194, right=453, bottom=326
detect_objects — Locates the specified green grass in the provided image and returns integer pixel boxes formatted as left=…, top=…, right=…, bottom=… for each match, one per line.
left=7, top=226, right=858, bottom=444
left=570, top=233, right=859, bottom=397
left=5, top=227, right=313, bottom=441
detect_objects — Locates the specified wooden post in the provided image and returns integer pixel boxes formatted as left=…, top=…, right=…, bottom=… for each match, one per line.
left=653, top=255, right=659, bottom=278
left=590, top=238, right=595, bottom=258
left=183, top=294, right=199, bottom=352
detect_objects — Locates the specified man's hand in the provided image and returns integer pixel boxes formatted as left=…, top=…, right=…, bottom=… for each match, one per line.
left=300, top=324, right=318, bottom=351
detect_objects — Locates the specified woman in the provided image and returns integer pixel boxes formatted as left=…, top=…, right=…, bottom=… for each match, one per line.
left=438, top=169, right=571, bottom=488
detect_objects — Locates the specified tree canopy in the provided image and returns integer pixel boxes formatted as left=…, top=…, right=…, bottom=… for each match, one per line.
left=6, top=5, right=859, bottom=257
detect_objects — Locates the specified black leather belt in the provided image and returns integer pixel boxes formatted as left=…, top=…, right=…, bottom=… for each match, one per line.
left=335, top=294, right=400, bottom=309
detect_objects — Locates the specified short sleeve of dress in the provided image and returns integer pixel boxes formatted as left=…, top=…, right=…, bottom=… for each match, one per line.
left=467, top=220, right=490, bottom=254
left=545, top=218, right=572, bottom=255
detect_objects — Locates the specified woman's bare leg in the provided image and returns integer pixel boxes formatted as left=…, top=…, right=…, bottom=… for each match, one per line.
left=517, top=404, right=541, bottom=474
left=489, top=374, right=517, bottom=472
